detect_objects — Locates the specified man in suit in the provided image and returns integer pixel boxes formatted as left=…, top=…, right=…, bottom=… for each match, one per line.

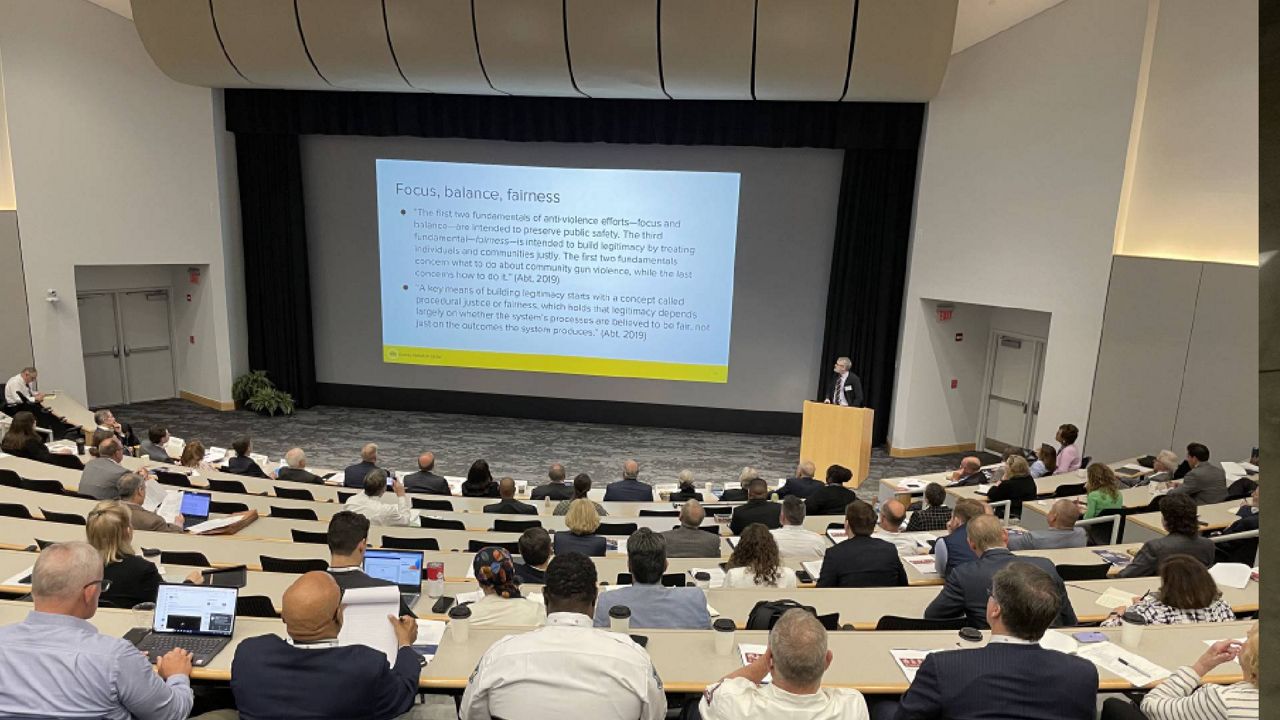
left=816, top=500, right=906, bottom=588
left=231, top=572, right=420, bottom=720
left=718, top=468, right=757, bottom=502
left=947, top=456, right=987, bottom=487
left=224, top=436, right=268, bottom=478
left=893, top=563, right=1098, bottom=720
left=402, top=451, right=450, bottom=495
left=1169, top=442, right=1228, bottom=505
left=934, top=499, right=984, bottom=578
left=662, top=500, right=723, bottom=558
left=729, top=478, right=782, bottom=536
left=924, top=515, right=1076, bottom=628
left=775, top=460, right=823, bottom=499
left=484, top=477, right=538, bottom=515
left=325, top=511, right=414, bottom=618
left=118, top=473, right=184, bottom=533
left=276, top=447, right=324, bottom=484
left=603, top=459, right=654, bottom=501
left=531, top=463, right=574, bottom=501
left=805, top=464, right=857, bottom=516
left=593, top=529, right=710, bottom=629
left=93, top=409, right=139, bottom=448
left=138, top=426, right=173, bottom=462
left=343, top=442, right=382, bottom=489
left=1117, top=493, right=1216, bottom=577
left=80, top=437, right=134, bottom=500
left=821, top=356, right=863, bottom=407
left=515, top=527, right=552, bottom=584
left=1007, top=499, right=1087, bottom=550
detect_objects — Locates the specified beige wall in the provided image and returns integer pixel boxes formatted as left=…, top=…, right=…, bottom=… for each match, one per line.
left=0, top=48, right=14, bottom=211
left=0, top=211, right=32, bottom=371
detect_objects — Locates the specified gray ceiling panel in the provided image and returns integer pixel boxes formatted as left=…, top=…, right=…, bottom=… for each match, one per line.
left=565, top=0, right=666, bottom=99
left=131, top=0, right=252, bottom=88
left=295, top=0, right=411, bottom=91
left=384, top=0, right=497, bottom=94
left=659, top=0, right=755, bottom=100
left=755, top=0, right=856, bottom=101
left=210, top=0, right=329, bottom=89
left=845, top=0, right=958, bottom=101
left=474, top=0, right=581, bottom=97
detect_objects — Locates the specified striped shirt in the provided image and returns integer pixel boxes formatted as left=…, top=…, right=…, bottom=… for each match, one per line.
left=1140, top=667, right=1258, bottom=720
left=1101, top=598, right=1235, bottom=627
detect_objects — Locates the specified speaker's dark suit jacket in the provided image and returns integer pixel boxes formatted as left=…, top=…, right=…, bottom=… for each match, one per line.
left=602, top=478, right=653, bottom=501
left=728, top=499, right=782, bottom=536
left=821, top=372, right=864, bottom=407
left=924, top=548, right=1077, bottom=628
left=816, top=535, right=907, bottom=588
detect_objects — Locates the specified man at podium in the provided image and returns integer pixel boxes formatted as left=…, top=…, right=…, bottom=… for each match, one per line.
left=821, top=356, right=863, bottom=408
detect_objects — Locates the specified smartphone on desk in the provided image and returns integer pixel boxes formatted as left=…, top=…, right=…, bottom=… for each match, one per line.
left=431, top=596, right=456, bottom=615
left=796, top=570, right=814, bottom=584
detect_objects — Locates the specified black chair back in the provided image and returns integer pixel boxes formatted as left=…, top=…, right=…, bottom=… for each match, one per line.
left=382, top=535, right=441, bottom=551
left=337, top=491, right=355, bottom=503
left=638, top=509, right=679, bottom=517
left=615, top=572, right=686, bottom=587
left=269, top=506, right=318, bottom=521
left=259, top=556, right=329, bottom=574
left=18, top=478, right=65, bottom=495
left=207, top=478, right=251, bottom=495
left=161, top=551, right=211, bottom=566
left=0, top=469, right=21, bottom=488
left=1084, top=508, right=1125, bottom=546
left=1052, top=483, right=1086, bottom=497
left=698, top=524, right=720, bottom=535
left=154, top=471, right=192, bottom=488
left=875, top=615, right=970, bottom=631
left=1081, top=456, right=1093, bottom=469
left=34, top=538, right=56, bottom=550
left=290, top=529, right=330, bottom=545
left=40, top=508, right=86, bottom=525
left=1054, top=563, right=1112, bottom=581
left=467, top=540, right=520, bottom=554
left=0, top=503, right=33, bottom=519
left=703, top=506, right=733, bottom=516
left=236, top=595, right=280, bottom=618
left=421, top=517, right=466, bottom=530
left=598, top=522, right=638, bottom=536
left=274, top=486, right=314, bottom=501
left=493, top=519, right=541, bottom=533
left=411, top=497, right=453, bottom=511
left=208, top=501, right=249, bottom=514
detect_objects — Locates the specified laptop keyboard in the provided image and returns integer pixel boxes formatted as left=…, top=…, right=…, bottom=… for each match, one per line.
left=137, top=634, right=226, bottom=664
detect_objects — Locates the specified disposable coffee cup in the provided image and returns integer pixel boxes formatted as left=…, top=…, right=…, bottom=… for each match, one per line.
left=713, top=618, right=736, bottom=655
left=609, top=605, right=632, bottom=633
left=132, top=602, right=156, bottom=630
left=1120, top=611, right=1148, bottom=647
left=694, top=572, right=711, bottom=590
left=448, top=605, right=472, bottom=643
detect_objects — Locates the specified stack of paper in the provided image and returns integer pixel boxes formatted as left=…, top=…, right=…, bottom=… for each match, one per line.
left=155, top=491, right=183, bottom=525
left=898, top=478, right=926, bottom=491
left=204, top=447, right=227, bottom=464
left=890, top=649, right=938, bottom=682
left=1093, top=587, right=1137, bottom=610
left=411, top=620, right=447, bottom=662
left=801, top=560, right=823, bottom=580
left=688, top=567, right=726, bottom=588
left=826, top=528, right=848, bottom=544
left=1220, top=462, right=1249, bottom=479
left=337, top=585, right=403, bottom=665
left=1076, top=642, right=1171, bottom=687
left=903, top=555, right=938, bottom=576
left=738, top=643, right=771, bottom=683
left=186, top=516, right=243, bottom=535
left=975, top=484, right=992, bottom=495
left=1208, top=563, right=1253, bottom=589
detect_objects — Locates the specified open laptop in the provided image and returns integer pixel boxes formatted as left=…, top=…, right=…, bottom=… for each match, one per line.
left=178, top=491, right=211, bottom=530
left=362, top=548, right=424, bottom=607
left=130, top=583, right=237, bottom=666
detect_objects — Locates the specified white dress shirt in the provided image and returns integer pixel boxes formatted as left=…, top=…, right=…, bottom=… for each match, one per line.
left=343, top=492, right=418, bottom=527
left=467, top=593, right=547, bottom=627
left=3, top=374, right=35, bottom=405
left=871, top=529, right=926, bottom=556
left=771, top=526, right=830, bottom=560
left=459, top=611, right=666, bottom=720
left=723, top=566, right=798, bottom=589
left=700, top=677, right=869, bottom=720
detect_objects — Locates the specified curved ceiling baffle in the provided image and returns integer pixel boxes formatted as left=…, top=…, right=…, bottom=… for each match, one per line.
left=844, top=0, right=958, bottom=101
left=384, top=0, right=498, bottom=94
left=755, top=0, right=857, bottom=102
left=472, top=0, right=582, bottom=98
left=564, top=0, right=666, bottom=100
left=209, top=0, right=331, bottom=89
left=130, top=0, right=254, bottom=88
left=294, top=0, right=410, bottom=92
left=658, top=0, right=756, bottom=100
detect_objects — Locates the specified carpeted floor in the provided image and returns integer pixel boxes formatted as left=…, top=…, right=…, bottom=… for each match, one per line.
left=116, top=399, right=995, bottom=491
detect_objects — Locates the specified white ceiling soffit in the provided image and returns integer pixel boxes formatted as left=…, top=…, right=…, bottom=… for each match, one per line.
left=952, top=0, right=1068, bottom=54
left=129, top=0, right=960, bottom=102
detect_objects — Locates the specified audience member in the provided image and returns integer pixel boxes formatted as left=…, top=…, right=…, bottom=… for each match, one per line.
left=0, top=542, right=194, bottom=719
left=947, top=456, right=987, bottom=487
left=662, top=500, right=723, bottom=558
left=669, top=469, right=704, bottom=502
left=1136, top=620, right=1258, bottom=720
left=771, top=496, right=829, bottom=560
left=178, top=439, right=216, bottom=473
left=80, top=437, right=137, bottom=500
left=1, top=410, right=82, bottom=470
left=924, top=515, right=1076, bottom=628
left=895, top=563, right=1097, bottom=720
left=777, top=460, right=824, bottom=500
left=1029, top=444, right=1057, bottom=478
left=1119, top=494, right=1216, bottom=577
left=1056, top=423, right=1082, bottom=474
left=817, top=500, right=906, bottom=588
left=724, top=524, right=797, bottom=589
left=459, top=553, right=665, bottom=720
left=325, top=511, right=414, bottom=617
left=87, top=427, right=115, bottom=455
left=483, top=476, right=538, bottom=515
left=460, top=458, right=500, bottom=497
left=1082, top=462, right=1125, bottom=519
left=231, top=572, right=420, bottom=720
left=555, top=499, right=608, bottom=557
left=729, top=477, right=783, bottom=535
left=515, top=527, right=553, bottom=584
left=934, top=498, right=985, bottom=577
left=94, top=408, right=139, bottom=448
left=594, top=528, right=710, bottom=629
left=604, top=459, right=654, bottom=501
left=117, top=472, right=184, bottom=533
left=342, top=442, right=382, bottom=488
left=86, top=501, right=162, bottom=608
left=872, top=499, right=922, bottom=556
left=719, top=467, right=758, bottom=502
left=553, top=473, right=608, bottom=516
left=402, top=451, right=450, bottom=495
left=905, top=482, right=952, bottom=532
left=344, top=468, right=417, bottom=527
left=805, top=464, right=857, bottom=516
left=1007, top=499, right=1086, bottom=550
left=530, top=462, right=573, bottom=501
left=986, top=455, right=1037, bottom=518
left=467, top=547, right=547, bottom=626
left=1170, top=442, right=1228, bottom=505
left=1102, top=555, right=1235, bottom=628
left=276, top=447, right=323, bottom=484
left=1140, top=449, right=1184, bottom=487
left=699, top=609, right=869, bottom=719
left=1213, top=487, right=1259, bottom=564
left=139, top=425, right=173, bottom=462
left=2, top=366, right=44, bottom=414
left=224, top=435, right=268, bottom=478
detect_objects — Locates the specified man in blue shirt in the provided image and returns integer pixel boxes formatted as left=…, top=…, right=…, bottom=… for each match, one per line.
left=594, top=528, right=710, bottom=629
left=0, top=541, right=194, bottom=720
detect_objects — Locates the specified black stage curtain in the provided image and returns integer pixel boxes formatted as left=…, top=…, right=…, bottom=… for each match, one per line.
left=228, top=91, right=922, bottom=440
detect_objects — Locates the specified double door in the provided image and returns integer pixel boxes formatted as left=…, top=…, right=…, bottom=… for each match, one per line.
left=979, top=331, right=1047, bottom=455
left=78, top=290, right=176, bottom=407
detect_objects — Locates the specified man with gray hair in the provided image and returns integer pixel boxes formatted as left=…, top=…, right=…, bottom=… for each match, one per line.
left=700, top=608, right=869, bottom=719
left=822, top=356, right=863, bottom=407
left=0, top=541, right=194, bottom=719
left=119, top=472, right=185, bottom=533
left=532, top=462, right=573, bottom=501
left=604, top=458, right=654, bottom=501
left=772, top=496, right=828, bottom=560
left=662, top=500, right=723, bottom=557
left=277, top=447, right=323, bottom=484
left=777, top=460, right=823, bottom=499
left=342, top=442, right=383, bottom=488
left=1007, top=499, right=1086, bottom=550
left=344, top=468, right=417, bottom=526
left=1134, top=448, right=1182, bottom=487
left=949, top=456, right=987, bottom=487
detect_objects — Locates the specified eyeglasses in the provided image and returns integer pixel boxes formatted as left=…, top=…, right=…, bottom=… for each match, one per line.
left=84, top=579, right=112, bottom=593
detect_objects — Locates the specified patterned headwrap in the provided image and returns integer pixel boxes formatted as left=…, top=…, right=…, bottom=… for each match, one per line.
left=473, top=546, right=522, bottom=599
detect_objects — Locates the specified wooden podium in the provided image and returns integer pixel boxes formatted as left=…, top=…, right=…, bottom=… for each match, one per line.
left=799, top=401, right=874, bottom=485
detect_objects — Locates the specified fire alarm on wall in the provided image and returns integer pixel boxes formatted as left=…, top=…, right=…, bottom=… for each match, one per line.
left=951, top=378, right=958, bottom=389
left=955, top=332, right=964, bottom=342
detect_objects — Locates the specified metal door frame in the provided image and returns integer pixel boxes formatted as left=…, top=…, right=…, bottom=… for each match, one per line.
left=975, top=329, right=1047, bottom=455
left=76, top=286, right=178, bottom=405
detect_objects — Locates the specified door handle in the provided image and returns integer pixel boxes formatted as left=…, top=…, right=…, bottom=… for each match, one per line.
left=123, top=345, right=131, bottom=357
left=111, top=345, right=119, bottom=358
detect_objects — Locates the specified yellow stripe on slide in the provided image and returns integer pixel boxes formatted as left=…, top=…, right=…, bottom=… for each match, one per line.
left=382, top=345, right=728, bottom=383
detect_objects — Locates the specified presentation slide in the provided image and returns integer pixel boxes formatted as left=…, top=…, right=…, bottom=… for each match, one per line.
left=376, top=159, right=740, bottom=383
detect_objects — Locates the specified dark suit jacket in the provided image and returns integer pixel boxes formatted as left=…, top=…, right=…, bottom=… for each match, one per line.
left=939, top=527, right=977, bottom=577
left=805, top=484, right=856, bottom=516
left=821, top=371, right=864, bottom=407
left=342, top=460, right=380, bottom=488
left=669, top=489, right=704, bottom=502
left=101, top=555, right=161, bottom=609
left=817, top=535, right=907, bottom=588
left=553, top=531, right=607, bottom=557
left=1117, top=532, right=1216, bottom=578
left=402, top=470, right=451, bottom=495
left=225, top=455, right=268, bottom=479
left=4, top=436, right=83, bottom=470
left=327, top=568, right=414, bottom=618
left=514, top=563, right=546, bottom=585
left=484, top=498, right=538, bottom=515
left=602, top=478, right=653, bottom=502
left=985, top=474, right=1037, bottom=517
left=530, top=482, right=573, bottom=501
left=729, top=499, right=782, bottom=536
left=950, top=470, right=988, bottom=487
left=460, top=479, right=500, bottom=498
left=231, top=635, right=420, bottom=720
left=1171, top=463, right=1229, bottom=504
left=924, top=548, right=1077, bottom=628
left=776, top=476, right=823, bottom=499
left=277, top=466, right=323, bottom=484
left=139, top=440, right=172, bottom=463
left=893, top=642, right=1098, bottom=720
left=718, top=488, right=748, bottom=502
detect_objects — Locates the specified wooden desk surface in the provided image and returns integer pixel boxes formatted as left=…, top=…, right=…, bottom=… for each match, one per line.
left=1127, top=501, right=1245, bottom=535
left=1020, top=486, right=1166, bottom=518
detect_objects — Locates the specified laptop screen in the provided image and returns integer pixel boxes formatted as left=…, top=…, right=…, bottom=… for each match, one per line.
left=179, top=492, right=211, bottom=519
left=153, top=584, right=237, bottom=636
left=363, top=549, right=424, bottom=591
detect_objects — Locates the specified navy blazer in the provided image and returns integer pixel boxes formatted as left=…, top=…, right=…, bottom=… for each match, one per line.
left=342, top=460, right=380, bottom=488
left=225, top=455, right=268, bottom=479
left=530, top=482, right=574, bottom=501
left=554, top=531, right=607, bottom=557
left=231, top=635, right=420, bottom=720
left=402, top=470, right=450, bottom=495
left=602, top=478, right=654, bottom=502
left=893, top=642, right=1098, bottom=720
left=483, top=498, right=538, bottom=515
left=817, top=535, right=907, bottom=588
left=729, top=499, right=782, bottom=536
left=805, top=484, right=856, bottom=516
left=924, top=548, right=1077, bottom=628
left=776, top=476, right=824, bottom=499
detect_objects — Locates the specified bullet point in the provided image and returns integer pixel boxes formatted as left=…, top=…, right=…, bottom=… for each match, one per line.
left=402, top=284, right=409, bottom=290
left=400, top=209, right=406, bottom=215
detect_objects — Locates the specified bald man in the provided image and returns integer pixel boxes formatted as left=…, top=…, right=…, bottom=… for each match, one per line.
left=231, top=572, right=421, bottom=720
left=403, top=451, right=451, bottom=495
left=949, top=456, right=987, bottom=487
left=531, top=462, right=574, bottom=501
left=277, top=447, right=324, bottom=484
left=777, top=460, right=824, bottom=499
left=1008, top=500, right=1087, bottom=550
left=343, top=442, right=385, bottom=489
left=603, top=459, right=654, bottom=501
left=663, top=500, right=723, bottom=558
left=872, top=499, right=925, bottom=556
left=484, top=477, right=538, bottom=515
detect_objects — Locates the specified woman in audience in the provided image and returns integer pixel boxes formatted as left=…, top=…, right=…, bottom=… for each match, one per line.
left=1081, top=462, right=1124, bottom=519
left=178, top=440, right=217, bottom=472
left=669, top=470, right=703, bottom=502
left=723, top=523, right=797, bottom=589
left=986, top=455, right=1037, bottom=519
left=465, top=547, right=546, bottom=626
left=0, top=411, right=82, bottom=470
left=552, top=473, right=608, bottom=516
left=86, top=501, right=200, bottom=609
left=460, top=459, right=500, bottom=498
left=553, top=499, right=607, bottom=557
left=1102, top=555, right=1235, bottom=627
left=1138, top=620, right=1258, bottom=720
left=1055, top=423, right=1082, bottom=474
left=1029, top=444, right=1057, bottom=478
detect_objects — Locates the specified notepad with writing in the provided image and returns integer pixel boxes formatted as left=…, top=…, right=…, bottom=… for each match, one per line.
left=337, top=585, right=402, bottom=665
